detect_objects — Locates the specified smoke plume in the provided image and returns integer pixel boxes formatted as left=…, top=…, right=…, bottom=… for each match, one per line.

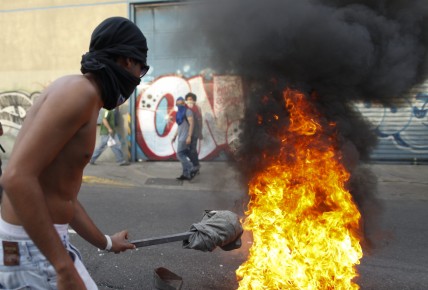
left=194, top=0, right=428, bottom=101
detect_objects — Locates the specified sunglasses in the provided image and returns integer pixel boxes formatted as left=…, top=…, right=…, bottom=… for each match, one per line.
left=140, top=64, right=150, bottom=78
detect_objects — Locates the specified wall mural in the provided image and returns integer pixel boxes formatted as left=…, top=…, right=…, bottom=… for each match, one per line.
left=136, top=76, right=428, bottom=160
left=0, top=79, right=427, bottom=161
left=355, top=91, right=428, bottom=153
left=0, top=91, right=40, bottom=137
left=136, top=75, right=244, bottom=160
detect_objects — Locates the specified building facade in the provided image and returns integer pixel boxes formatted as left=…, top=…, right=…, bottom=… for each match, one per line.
left=1, top=1, right=428, bottom=163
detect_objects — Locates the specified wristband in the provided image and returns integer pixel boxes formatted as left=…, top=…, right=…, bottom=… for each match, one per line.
left=104, top=235, right=112, bottom=252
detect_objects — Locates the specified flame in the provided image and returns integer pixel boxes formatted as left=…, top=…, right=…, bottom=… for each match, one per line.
left=236, top=89, right=363, bottom=289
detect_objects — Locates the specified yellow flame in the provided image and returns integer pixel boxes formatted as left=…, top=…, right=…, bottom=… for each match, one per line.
left=237, top=89, right=362, bottom=289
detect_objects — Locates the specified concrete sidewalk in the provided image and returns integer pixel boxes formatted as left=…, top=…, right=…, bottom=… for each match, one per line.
left=82, top=161, right=428, bottom=200
left=83, top=161, right=245, bottom=193
left=370, top=163, right=428, bottom=200
left=2, top=157, right=426, bottom=199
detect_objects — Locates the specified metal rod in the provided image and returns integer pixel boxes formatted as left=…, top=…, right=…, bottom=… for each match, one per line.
left=130, top=232, right=192, bottom=248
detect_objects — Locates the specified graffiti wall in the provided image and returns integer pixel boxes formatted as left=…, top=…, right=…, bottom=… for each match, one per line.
left=135, top=76, right=428, bottom=162
left=1, top=79, right=428, bottom=162
left=0, top=91, right=40, bottom=156
left=355, top=88, right=428, bottom=161
left=0, top=91, right=40, bottom=136
left=135, top=75, right=243, bottom=160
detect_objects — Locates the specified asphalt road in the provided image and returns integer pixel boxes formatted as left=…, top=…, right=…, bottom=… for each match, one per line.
left=72, top=183, right=248, bottom=290
left=357, top=199, right=428, bottom=290
left=70, top=163, right=428, bottom=290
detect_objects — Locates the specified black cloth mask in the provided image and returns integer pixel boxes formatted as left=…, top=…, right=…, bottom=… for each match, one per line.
left=81, top=17, right=148, bottom=110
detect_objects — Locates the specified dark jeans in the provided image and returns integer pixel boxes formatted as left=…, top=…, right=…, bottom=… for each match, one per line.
left=189, top=136, right=200, bottom=169
left=176, top=147, right=194, bottom=178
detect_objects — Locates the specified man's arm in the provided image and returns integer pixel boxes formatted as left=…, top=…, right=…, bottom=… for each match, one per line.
left=102, top=115, right=114, bottom=135
left=187, top=116, right=194, bottom=145
left=1, top=79, right=99, bottom=289
left=171, top=131, right=178, bottom=143
left=70, top=200, right=135, bottom=253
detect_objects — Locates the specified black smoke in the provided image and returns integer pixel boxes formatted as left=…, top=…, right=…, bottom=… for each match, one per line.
left=185, top=0, right=428, bottom=248
left=193, top=0, right=428, bottom=102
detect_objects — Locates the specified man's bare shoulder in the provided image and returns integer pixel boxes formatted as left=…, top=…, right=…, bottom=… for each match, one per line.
left=31, top=74, right=103, bottom=116
left=48, top=75, right=100, bottom=102
left=30, top=74, right=102, bottom=123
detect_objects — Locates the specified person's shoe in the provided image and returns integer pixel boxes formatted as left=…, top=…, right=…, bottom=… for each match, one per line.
left=176, top=175, right=191, bottom=181
left=190, top=169, right=199, bottom=178
left=119, top=161, right=130, bottom=166
left=89, top=161, right=96, bottom=165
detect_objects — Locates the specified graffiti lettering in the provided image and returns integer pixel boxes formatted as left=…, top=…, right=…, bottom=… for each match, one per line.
left=1, top=80, right=428, bottom=161
left=0, top=91, right=39, bottom=136
left=136, top=75, right=243, bottom=160
left=355, top=91, right=428, bottom=151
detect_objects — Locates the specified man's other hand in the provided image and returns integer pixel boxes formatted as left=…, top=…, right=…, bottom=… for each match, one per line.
left=110, top=230, right=136, bottom=253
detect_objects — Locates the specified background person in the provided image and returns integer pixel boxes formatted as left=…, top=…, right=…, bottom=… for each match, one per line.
left=172, top=97, right=195, bottom=180
left=185, top=92, right=203, bottom=176
left=0, top=16, right=148, bottom=290
left=90, top=108, right=130, bottom=166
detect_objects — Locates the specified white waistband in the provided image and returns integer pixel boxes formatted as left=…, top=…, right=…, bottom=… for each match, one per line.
left=0, top=216, right=68, bottom=240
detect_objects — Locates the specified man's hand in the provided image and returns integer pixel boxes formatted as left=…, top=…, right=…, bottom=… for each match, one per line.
left=110, top=230, right=136, bottom=253
left=186, top=136, right=191, bottom=145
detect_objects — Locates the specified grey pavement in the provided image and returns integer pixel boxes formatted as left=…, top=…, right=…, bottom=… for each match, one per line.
left=82, top=161, right=428, bottom=200
left=79, top=160, right=248, bottom=290
left=2, top=159, right=428, bottom=289
left=370, top=163, right=428, bottom=200
left=3, top=157, right=427, bottom=196
left=83, top=161, right=245, bottom=193
left=79, top=161, right=428, bottom=289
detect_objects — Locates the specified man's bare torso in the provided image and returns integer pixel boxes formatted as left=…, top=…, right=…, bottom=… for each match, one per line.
left=1, top=74, right=102, bottom=225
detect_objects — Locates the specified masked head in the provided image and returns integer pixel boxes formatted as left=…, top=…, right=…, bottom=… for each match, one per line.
left=175, top=97, right=187, bottom=125
left=81, top=17, right=149, bottom=110
left=185, top=92, right=197, bottom=108
left=176, top=97, right=186, bottom=107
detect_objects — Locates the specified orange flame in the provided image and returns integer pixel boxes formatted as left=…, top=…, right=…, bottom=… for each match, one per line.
left=236, top=89, right=363, bottom=289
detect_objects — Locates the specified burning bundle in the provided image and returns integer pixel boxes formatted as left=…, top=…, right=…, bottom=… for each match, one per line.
left=130, top=210, right=243, bottom=252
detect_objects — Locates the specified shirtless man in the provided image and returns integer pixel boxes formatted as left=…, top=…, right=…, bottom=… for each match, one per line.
left=0, top=17, right=149, bottom=290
